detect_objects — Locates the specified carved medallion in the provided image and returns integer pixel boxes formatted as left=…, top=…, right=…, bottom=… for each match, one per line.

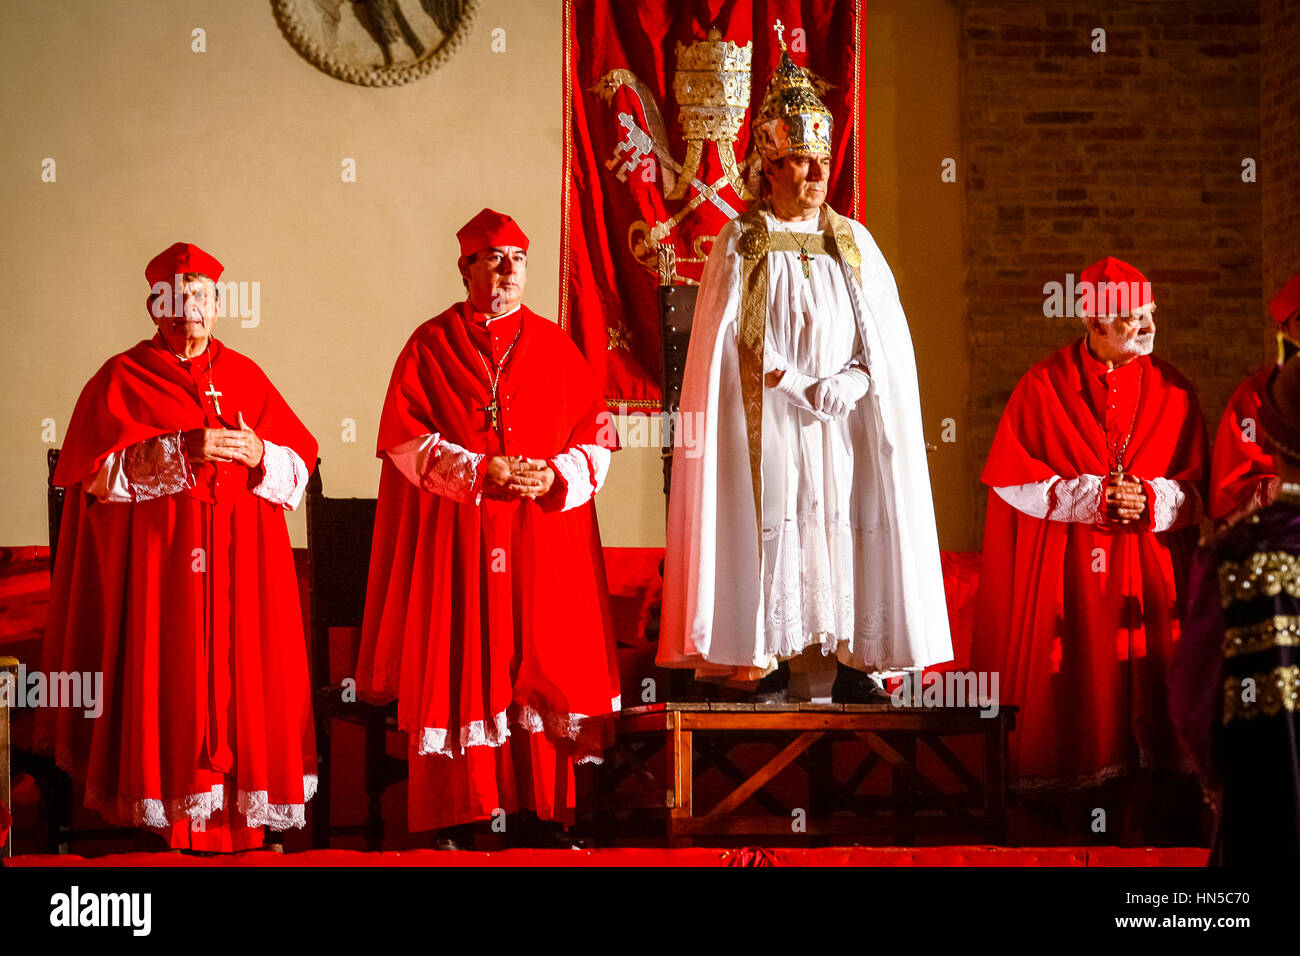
left=738, top=223, right=770, bottom=260
left=273, top=0, right=479, bottom=87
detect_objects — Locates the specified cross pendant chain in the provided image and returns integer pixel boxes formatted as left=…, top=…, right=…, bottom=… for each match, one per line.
left=204, top=382, right=223, bottom=416
left=799, top=250, right=812, bottom=279
left=473, top=322, right=524, bottom=435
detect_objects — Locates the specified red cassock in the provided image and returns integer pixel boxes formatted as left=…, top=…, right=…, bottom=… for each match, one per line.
left=971, top=340, right=1207, bottom=788
left=356, top=304, right=621, bottom=833
left=37, top=334, right=318, bottom=851
left=1208, top=366, right=1276, bottom=523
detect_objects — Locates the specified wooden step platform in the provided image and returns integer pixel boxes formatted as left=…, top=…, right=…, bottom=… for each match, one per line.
left=595, top=701, right=1017, bottom=847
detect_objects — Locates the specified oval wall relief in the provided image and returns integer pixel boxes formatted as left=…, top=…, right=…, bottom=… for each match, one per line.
left=273, top=0, right=479, bottom=87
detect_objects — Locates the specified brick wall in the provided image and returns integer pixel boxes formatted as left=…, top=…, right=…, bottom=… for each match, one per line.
left=961, top=0, right=1262, bottom=536
left=1262, top=0, right=1300, bottom=296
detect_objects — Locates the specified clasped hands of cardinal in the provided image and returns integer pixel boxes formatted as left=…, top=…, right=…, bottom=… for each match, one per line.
left=183, top=412, right=264, bottom=467
left=765, top=365, right=871, bottom=421
left=483, top=455, right=556, bottom=501
left=1102, top=472, right=1147, bottom=525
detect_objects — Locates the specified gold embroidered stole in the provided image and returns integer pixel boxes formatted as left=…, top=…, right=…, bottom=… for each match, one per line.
left=735, top=202, right=864, bottom=552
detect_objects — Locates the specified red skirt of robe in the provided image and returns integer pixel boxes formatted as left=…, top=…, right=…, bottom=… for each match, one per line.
left=970, top=341, right=1206, bottom=788
left=357, top=306, right=621, bottom=832
left=37, top=336, right=318, bottom=851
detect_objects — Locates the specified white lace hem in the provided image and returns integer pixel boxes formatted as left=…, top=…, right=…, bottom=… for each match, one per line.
left=762, top=512, right=891, bottom=665
left=83, top=774, right=318, bottom=831
left=417, top=696, right=621, bottom=760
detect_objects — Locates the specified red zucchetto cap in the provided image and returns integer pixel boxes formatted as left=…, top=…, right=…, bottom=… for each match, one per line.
left=456, top=209, right=529, bottom=258
left=145, top=242, right=224, bottom=288
left=1078, top=256, right=1154, bottom=318
left=1269, top=274, right=1300, bottom=327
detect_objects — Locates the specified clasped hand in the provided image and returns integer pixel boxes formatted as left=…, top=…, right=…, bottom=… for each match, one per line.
left=765, top=366, right=870, bottom=421
left=184, top=412, right=264, bottom=467
left=483, top=455, right=556, bottom=500
left=1102, top=473, right=1147, bottom=524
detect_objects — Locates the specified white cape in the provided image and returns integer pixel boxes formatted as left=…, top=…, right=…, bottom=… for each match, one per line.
left=658, top=209, right=952, bottom=674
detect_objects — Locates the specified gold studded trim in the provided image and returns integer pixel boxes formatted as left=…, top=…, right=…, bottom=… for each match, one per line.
left=1223, top=615, right=1300, bottom=658
left=1223, top=665, right=1300, bottom=723
left=1218, top=551, right=1300, bottom=607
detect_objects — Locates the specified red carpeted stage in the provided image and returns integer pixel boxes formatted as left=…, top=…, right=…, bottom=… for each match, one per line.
left=0, top=545, right=1207, bottom=864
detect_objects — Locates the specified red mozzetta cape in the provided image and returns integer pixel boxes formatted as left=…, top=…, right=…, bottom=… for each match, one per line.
left=38, top=335, right=318, bottom=851
left=1208, top=366, right=1275, bottom=522
left=357, top=304, right=621, bottom=832
left=971, top=339, right=1207, bottom=787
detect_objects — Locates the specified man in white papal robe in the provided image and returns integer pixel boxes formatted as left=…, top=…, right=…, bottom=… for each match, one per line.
left=656, top=40, right=952, bottom=702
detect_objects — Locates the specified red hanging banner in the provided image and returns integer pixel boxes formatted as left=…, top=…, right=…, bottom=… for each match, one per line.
left=560, top=0, right=867, bottom=411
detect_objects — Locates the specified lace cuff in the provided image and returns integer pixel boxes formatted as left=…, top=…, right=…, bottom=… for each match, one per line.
left=547, top=444, right=612, bottom=511
left=386, top=434, right=485, bottom=504
left=1147, top=478, right=1201, bottom=532
left=994, top=475, right=1104, bottom=524
left=251, top=440, right=310, bottom=511
left=88, top=432, right=194, bottom=502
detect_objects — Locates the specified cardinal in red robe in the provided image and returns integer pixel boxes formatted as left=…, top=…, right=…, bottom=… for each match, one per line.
left=971, top=257, right=1208, bottom=813
left=1208, top=274, right=1300, bottom=525
left=36, top=243, right=318, bottom=852
left=355, top=210, right=621, bottom=848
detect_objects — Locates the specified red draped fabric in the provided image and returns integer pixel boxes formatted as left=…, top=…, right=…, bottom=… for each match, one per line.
left=1208, top=366, right=1275, bottom=522
left=357, top=304, right=622, bottom=833
left=971, top=340, right=1207, bottom=788
left=37, top=336, right=318, bottom=851
left=561, top=0, right=868, bottom=409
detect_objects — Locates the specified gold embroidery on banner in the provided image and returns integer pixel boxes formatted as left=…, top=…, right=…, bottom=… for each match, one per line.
left=1218, top=551, right=1300, bottom=607
left=607, top=321, right=632, bottom=352
left=1223, top=664, right=1300, bottom=723
left=1223, top=615, right=1300, bottom=658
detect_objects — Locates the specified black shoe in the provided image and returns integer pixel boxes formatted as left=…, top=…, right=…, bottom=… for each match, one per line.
left=513, top=813, right=583, bottom=850
left=745, top=661, right=791, bottom=703
left=832, top=663, right=891, bottom=704
left=432, top=823, right=476, bottom=851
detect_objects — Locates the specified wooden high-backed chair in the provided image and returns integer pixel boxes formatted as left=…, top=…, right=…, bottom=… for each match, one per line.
left=658, top=283, right=698, bottom=499
left=305, top=461, right=405, bottom=850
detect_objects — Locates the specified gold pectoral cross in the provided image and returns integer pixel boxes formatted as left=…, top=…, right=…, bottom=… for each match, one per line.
left=204, top=384, right=223, bottom=416
left=480, top=398, right=500, bottom=431
left=798, top=249, right=812, bottom=279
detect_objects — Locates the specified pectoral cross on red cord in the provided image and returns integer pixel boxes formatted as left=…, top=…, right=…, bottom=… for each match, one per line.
left=204, top=383, right=223, bottom=416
